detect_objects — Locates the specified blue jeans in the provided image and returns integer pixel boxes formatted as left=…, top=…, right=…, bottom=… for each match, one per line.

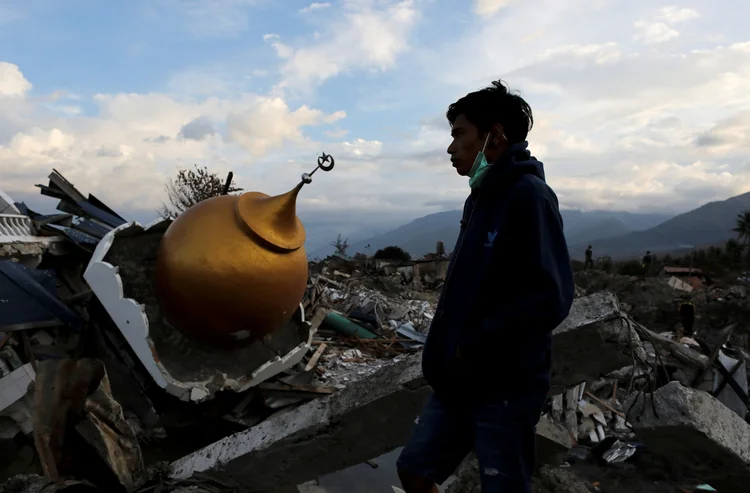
left=397, top=393, right=543, bottom=492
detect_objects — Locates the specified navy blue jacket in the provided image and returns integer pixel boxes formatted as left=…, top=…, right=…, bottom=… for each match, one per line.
left=422, top=142, right=574, bottom=404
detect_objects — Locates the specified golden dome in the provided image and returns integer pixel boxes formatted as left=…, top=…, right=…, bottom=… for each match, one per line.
left=154, top=153, right=334, bottom=347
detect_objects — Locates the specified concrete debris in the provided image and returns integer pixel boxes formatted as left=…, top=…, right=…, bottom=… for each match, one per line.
left=668, top=276, right=694, bottom=293
left=627, top=381, right=750, bottom=492
left=550, top=291, right=647, bottom=394
left=169, top=354, right=429, bottom=492
left=5, top=171, right=750, bottom=492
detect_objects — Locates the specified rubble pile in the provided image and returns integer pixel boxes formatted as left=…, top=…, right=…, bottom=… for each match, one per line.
left=4, top=172, right=750, bottom=492
left=0, top=173, right=445, bottom=492
left=300, top=263, right=438, bottom=390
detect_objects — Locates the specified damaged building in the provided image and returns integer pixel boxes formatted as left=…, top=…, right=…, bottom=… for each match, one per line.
left=2, top=163, right=750, bottom=493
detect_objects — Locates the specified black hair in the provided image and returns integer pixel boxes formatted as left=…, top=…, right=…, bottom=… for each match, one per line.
left=446, top=79, right=533, bottom=144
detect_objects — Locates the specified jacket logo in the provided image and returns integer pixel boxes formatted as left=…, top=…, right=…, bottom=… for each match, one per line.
left=485, top=230, right=497, bottom=247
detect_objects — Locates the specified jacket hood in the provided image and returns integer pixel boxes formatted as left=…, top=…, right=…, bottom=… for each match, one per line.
left=482, top=141, right=545, bottom=190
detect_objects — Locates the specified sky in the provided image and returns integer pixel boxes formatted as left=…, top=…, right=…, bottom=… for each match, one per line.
left=1, top=0, right=750, bottom=252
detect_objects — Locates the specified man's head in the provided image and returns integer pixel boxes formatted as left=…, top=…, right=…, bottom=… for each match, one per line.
left=446, top=79, right=533, bottom=176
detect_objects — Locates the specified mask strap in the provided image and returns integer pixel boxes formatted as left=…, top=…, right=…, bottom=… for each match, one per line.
left=481, top=133, right=490, bottom=153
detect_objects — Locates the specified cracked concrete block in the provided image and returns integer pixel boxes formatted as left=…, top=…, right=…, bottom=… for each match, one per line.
left=551, top=291, right=645, bottom=394
left=627, top=381, right=750, bottom=492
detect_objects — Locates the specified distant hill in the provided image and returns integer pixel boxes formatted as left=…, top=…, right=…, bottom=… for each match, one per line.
left=312, top=208, right=672, bottom=259
left=571, top=218, right=631, bottom=247
left=570, top=192, right=750, bottom=259
left=342, top=210, right=462, bottom=259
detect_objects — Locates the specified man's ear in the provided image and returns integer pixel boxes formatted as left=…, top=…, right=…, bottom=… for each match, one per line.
left=490, top=123, right=506, bottom=148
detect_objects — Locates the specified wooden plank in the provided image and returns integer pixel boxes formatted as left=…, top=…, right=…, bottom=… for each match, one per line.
left=304, top=343, right=327, bottom=372
left=638, top=326, right=709, bottom=369
left=255, top=382, right=336, bottom=400
left=584, top=391, right=626, bottom=419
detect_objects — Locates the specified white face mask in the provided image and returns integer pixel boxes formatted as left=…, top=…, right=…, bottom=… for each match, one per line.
left=468, top=133, right=491, bottom=189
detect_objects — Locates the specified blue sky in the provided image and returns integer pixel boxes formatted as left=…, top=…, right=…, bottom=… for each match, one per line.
left=1, top=0, right=750, bottom=252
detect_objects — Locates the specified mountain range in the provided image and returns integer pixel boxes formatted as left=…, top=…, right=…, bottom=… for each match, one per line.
left=568, top=191, right=750, bottom=259
left=311, top=191, right=750, bottom=260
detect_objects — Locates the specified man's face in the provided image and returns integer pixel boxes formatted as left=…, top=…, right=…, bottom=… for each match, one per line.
left=447, top=114, right=485, bottom=176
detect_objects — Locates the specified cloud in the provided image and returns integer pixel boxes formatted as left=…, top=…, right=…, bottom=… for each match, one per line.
left=274, top=0, right=419, bottom=92
left=657, top=6, right=699, bottom=23
left=341, top=138, right=382, bottom=157
left=693, top=111, right=750, bottom=152
left=263, top=34, right=294, bottom=60
left=179, top=116, right=216, bottom=141
left=634, top=20, right=679, bottom=43
left=0, top=64, right=347, bottom=219
left=474, top=0, right=515, bottom=16
left=419, top=0, right=750, bottom=216
left=300, top=2, right=331, bottom=14
left=539, top=43, right=622, bottom=64
left=3, top=0, right=750, bottom=253
left=633, top=6, right=699, bottom=44
left=0, top=62, right=32, bottom=97
left=226, top=97, right=343, bottom=155
left=325, top=128, right=349, bottom=138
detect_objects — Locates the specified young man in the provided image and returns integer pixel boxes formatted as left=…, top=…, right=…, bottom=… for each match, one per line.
left=585, top=245, right=594, bottom=270
left=397, top=80, right=574, bottom=493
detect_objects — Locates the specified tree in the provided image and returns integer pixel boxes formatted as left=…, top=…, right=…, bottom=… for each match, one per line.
left=331, top=234, right=349, bottom=255
left=733, top=210, right=750, bottom=270
left=159, top=165, right=242, bottom=218
left=726, top=238, right=743, bottom=265
left=374, top=245, right=411, bottom=262
left=734, top=210, right=750, bottom=245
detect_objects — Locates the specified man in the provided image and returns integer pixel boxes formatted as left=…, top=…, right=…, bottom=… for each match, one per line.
left=585, top=245, right=594, bottom=270
left=642, top=251, right=653, bottom=273
left=679, top=297, right=696, bottom=337
left=397, top=80, right=574, bottom=493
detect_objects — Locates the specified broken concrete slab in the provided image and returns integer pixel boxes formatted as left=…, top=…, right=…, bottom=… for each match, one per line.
left=170, top=353, right=575, bottom=492
left=170, top=354, right=429, bottom=492
left=550, top=291, right=646, bottom=394
left=84, top=220, right=312, bottom=402
left=168, top=293, right=637, bottom=490
left=627, top=381, right=750, bottom=492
